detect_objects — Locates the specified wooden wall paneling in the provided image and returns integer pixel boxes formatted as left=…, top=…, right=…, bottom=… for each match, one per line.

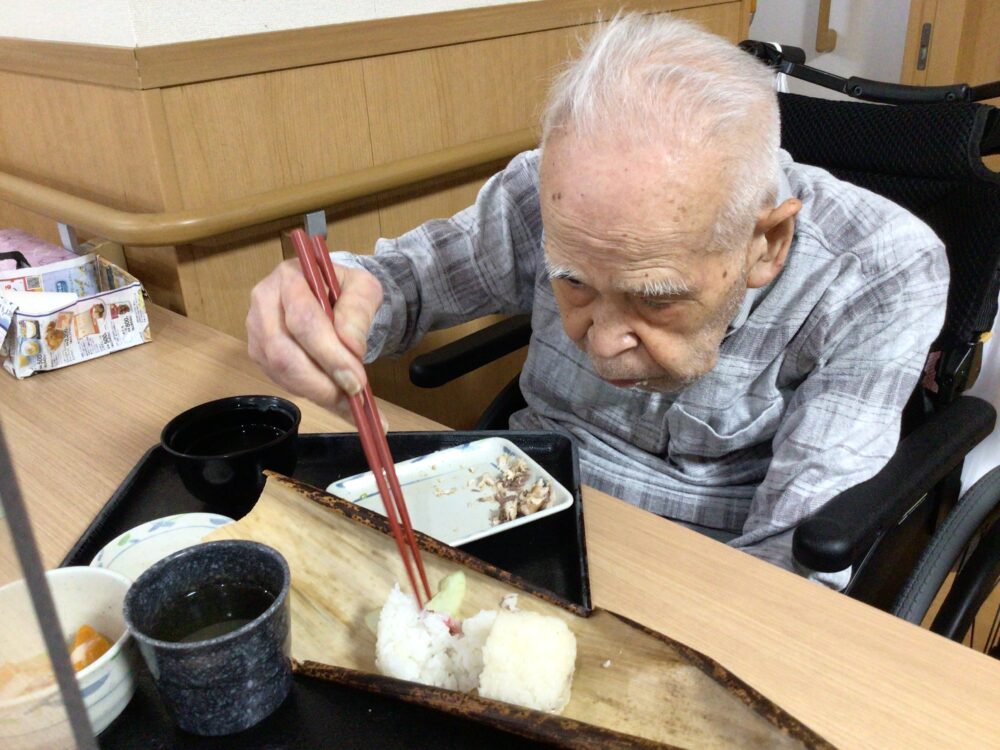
left=680, top=1, right=743, bottom=40
left=132, top=0, right=730, bottom=89
left=364, top=28, right=577, bottom=163
left=0, top=202, right=64, bottom=247
left=923, top=0, right=972, bottom=87
left=140, top=89, right=186, bottom=211
left=0, top=71, right=174, bottom=304
left=83, top=239, right=128, bottom=268
left=178, top=206, right=384, bottom=334
left=159, top=62, right=374, bottom=205
left=157, top=60, right=381, bottom=336
left=0, top=36, right=141, bottom=88
left=121, top=89, right=190, bottom=314
left=367, top=3, right=741, bottom=167
left=0, top=71, right=165, bottom=212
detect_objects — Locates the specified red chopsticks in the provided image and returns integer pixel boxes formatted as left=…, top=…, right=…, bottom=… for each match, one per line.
left=288, top=228, right=433, bottom=608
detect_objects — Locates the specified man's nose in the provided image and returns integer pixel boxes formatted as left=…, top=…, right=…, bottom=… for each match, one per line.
left=587, top=300, right=639, bottom=359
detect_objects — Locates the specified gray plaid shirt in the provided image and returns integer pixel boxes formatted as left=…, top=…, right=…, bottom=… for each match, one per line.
left=335, top=149, right=948, bottom=586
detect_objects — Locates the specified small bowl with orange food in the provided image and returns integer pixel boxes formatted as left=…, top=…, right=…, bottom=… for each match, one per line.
left=0, top=566, right=137, bottom=743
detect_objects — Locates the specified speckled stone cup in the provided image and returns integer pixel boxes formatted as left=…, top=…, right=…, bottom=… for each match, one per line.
left=123, top=540, right=292, bottom=736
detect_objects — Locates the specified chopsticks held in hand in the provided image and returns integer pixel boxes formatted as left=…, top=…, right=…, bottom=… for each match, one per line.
left=289, top=228, right=433, bottom=608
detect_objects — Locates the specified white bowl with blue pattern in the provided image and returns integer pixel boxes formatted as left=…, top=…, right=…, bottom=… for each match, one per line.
left=90, top=512, right=234, bottom=582
left=0, top=566, right=137, bottom=741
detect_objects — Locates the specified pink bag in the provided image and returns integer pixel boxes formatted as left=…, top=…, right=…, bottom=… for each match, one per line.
left=0, top=229, right=77, bottom=270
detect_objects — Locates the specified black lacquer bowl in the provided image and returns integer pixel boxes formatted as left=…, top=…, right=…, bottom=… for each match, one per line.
left=161, top=396, right=300, bottom=516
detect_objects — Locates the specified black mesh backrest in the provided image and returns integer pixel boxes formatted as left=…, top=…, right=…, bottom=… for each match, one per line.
left=778, top=92, right=1000, bottom=351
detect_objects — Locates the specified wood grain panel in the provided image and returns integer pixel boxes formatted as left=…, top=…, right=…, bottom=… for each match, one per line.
left=365, top=4, right=740, bottom=164
left=0, top=202, right=63, bottom=247
left=178, top=208, right=382, bottom=336
left=0, top=71, right=163, bottom=212
left=160, top=62, right=374, bottom=206
left=134, top=0, right=732, bottom=89
left=0, top=36, right=140, bottom=88
left=0, top=70, right=175, bottom=309
left=681, top=1, right=743, bottom=42
left=364, top=27, right=577, bottom=163
left=157, top=60, right=381, bottom=335
left=120, top=90, right=190, bottom=313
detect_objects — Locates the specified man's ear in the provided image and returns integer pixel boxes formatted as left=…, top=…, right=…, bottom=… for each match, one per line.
left=746, top=198, right=801, bottom=289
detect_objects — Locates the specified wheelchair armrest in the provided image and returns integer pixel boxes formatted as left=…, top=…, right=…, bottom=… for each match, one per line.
left=792, top=395, right=997, bottom=572
left=409, top=315, right=531, bottom=388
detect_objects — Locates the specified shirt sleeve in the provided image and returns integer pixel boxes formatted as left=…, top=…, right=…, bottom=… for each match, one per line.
left=729, top=225, right=950, bottom=588
left=329, top=150, right=544, bottom=363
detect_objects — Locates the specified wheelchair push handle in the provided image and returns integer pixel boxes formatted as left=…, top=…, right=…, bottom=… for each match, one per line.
left=740, top=39, right=999, bottom=106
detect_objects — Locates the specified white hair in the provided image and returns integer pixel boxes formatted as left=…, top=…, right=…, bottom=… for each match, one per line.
left=541, top=13, right=781, bottom=251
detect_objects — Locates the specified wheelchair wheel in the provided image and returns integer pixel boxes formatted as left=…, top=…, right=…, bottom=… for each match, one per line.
left=893, top=466, right=1000, bottom=658
left=927, top=509, right=1000, bottom=658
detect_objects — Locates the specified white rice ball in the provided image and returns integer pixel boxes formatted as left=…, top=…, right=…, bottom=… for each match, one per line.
left=374, top=587, right=577, bottom=714
left=478, top=610, right=576, bottom=713
left=450, top=609, right=497, bottom=690
left=375, top=585, right=460, bottom=690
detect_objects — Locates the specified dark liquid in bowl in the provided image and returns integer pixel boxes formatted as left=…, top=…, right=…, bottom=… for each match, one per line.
left=186, top=423, right=285, bottom=456
left=151, top=582, right=276, bottom=643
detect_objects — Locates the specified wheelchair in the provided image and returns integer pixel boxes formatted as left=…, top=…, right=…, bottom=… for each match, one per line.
left=407, top=42, right=1000, bottom=657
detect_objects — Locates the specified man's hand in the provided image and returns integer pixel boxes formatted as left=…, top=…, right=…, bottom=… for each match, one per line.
left=246, top=259, right=384, bottom=419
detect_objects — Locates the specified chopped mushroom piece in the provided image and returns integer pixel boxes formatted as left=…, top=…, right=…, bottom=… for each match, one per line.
left=474, top=454, right=554, bottom=527
left=501, top=498, right=518, bottom=522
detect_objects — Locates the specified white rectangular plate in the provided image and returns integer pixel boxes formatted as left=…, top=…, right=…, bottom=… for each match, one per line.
left=325, top=437, right=574, bottom=546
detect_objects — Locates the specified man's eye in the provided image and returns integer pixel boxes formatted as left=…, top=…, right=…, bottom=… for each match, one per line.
left=639, top=297, right=674, bottom=310
left=562, top=277, right=585, bottom=288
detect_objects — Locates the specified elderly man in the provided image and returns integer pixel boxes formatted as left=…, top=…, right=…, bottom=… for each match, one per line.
left=247, top=15, right=948, bottom=586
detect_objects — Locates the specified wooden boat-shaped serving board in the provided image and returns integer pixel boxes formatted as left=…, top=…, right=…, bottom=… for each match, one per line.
left=205, top=474, right=834, bottom=750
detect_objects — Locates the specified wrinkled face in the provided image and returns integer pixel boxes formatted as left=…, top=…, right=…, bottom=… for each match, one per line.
left=539, top=135, right=751, bottom=393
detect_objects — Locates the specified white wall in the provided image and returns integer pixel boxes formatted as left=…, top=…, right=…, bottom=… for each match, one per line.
left=0, top=0, right=137, bottom=47
left=0, top=0, right=537, bottom=47
left=749, top=0, right=911, bottom=99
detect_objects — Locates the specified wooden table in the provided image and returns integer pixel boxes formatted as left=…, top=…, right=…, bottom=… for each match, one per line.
left=2, top=305, right=998, bottom=749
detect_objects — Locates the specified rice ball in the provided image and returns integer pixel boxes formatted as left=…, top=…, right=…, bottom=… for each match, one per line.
left=374, top=586, right=577, bottom=714
left=375, top=585, right=460, bottom=690
left=478, top=610, right=576, bottom=713
left=450, top=609, right=497, bottom=691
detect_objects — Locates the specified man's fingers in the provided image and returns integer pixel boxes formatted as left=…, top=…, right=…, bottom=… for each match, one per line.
left=333, top=266, right=383, bottom=359
left=246, top=259, right=382, bottom=412
left=278, top=266, right=366, bottom=396
left=259, top=333, right=346, bottom=411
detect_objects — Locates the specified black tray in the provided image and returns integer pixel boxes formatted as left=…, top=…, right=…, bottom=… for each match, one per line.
left=63, top=431, right=589, bottom=749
